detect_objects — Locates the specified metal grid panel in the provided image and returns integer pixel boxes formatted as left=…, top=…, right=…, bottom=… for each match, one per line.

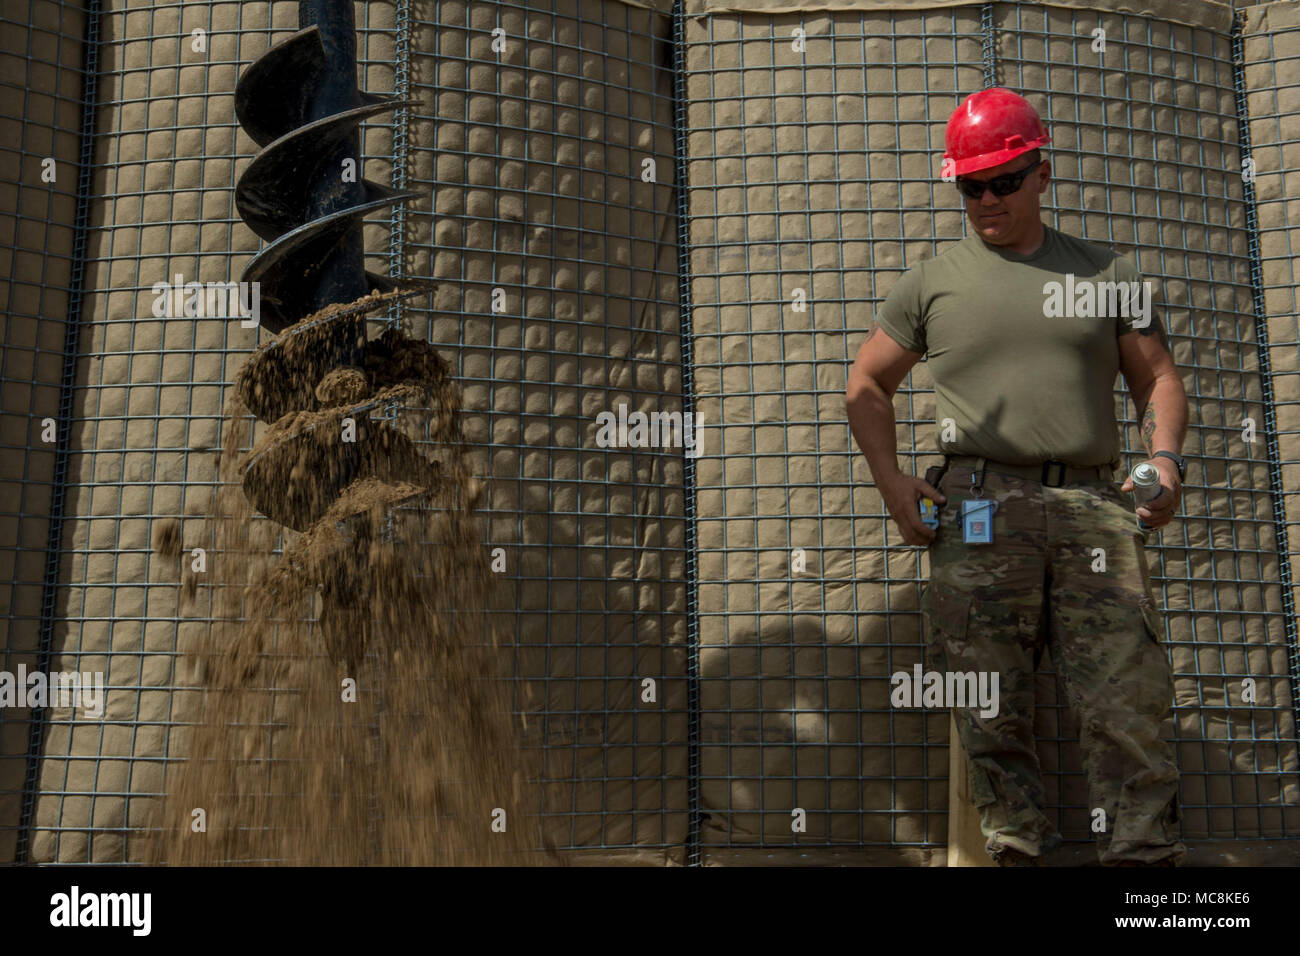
left=4, top=0, right=1300, bottom=865
left=0, top=0, right=92, bottom=864
left=683, top=7, right=985, bottom=854
left=3, top=0, right=406, bottom=864
left=999, top=0, right=1299, bottom=844
left=1241, top=0, right=1300, bottom=752
left=401, top=0, right=688, bottom=859
left=681, top=1, right=1298, bottom=856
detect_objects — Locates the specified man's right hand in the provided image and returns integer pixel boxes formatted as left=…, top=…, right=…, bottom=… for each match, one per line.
left=878, top=472, right=947, bottom=546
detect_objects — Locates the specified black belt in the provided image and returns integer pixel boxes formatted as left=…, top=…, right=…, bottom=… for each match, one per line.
left=942, top=454, right=1116, bottom=488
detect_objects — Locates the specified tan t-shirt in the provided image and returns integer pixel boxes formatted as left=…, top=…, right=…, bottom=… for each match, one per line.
left=873, top=225, right=1157, bottom=467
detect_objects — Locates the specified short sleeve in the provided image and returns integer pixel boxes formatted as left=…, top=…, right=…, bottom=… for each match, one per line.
left=1112, top=254, right=1161, bottom=338
left=873, top=262, right=927, bottom=354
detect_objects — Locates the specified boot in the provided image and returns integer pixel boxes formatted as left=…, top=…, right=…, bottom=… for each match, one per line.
left=991, top=846, right=1041, bottom=867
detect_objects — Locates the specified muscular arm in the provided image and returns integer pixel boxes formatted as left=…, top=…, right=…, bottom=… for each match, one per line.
left=1119, top=323, right=1188, bottom=527
left=845, top=327, right=922, bottom=483
left=846, top=326, right=940, bottom=546
left=1122, top=325, right=1187, bottom=459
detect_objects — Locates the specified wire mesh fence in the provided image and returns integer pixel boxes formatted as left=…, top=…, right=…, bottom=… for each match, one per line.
left=994, top=0, right=1298, bottom=850
left=401, top=0, right=689, bottom=859
left=1240, top=0, right=1300, bottom=757
left=0, top=0, right=96, bottom=865
left=1, top=0, right=1298, bottom=865
left=1, top=0, right=412, bottom=864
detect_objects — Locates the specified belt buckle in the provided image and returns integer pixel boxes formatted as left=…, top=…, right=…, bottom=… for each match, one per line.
left=1041, top=460, right=1067, bottom=487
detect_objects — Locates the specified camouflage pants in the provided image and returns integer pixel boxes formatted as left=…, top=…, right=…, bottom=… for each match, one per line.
left=920, top=463, right=1185, bottom=865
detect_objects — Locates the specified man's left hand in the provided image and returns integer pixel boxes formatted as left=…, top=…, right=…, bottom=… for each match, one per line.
left=1119, top=456, right=1182, bottom=529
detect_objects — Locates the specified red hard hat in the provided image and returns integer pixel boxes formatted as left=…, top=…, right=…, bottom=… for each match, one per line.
left=942, top=87, right=1051, bottom=177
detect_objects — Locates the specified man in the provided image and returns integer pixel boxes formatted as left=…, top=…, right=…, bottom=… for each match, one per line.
left=845, top=87, right=1189, bottom=867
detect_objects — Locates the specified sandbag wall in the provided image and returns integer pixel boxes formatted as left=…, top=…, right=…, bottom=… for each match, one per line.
left=1, top=0, right=693, bottom=865
left=2, top=0, right=412, bottom=863
left=401, top=0, right=689, bottom=863
left=1243, top=1, right=1300, bottom=788
left=680, top=0, right=1299, bottom=863
left=0, top=0, right=90, bottom=863
left=3, top=0, right=1299, bottom=866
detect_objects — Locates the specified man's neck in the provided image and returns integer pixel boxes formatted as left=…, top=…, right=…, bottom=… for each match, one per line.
left=1002, top=221, right=1047, bottom=257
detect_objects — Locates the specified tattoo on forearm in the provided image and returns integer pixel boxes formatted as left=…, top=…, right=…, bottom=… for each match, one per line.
left=1138, top=319, right=1168, bottom=353
left=1141, top=404, right=1157, bottom=452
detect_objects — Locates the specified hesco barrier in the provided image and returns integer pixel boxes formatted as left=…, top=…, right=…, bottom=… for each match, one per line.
left=1, top=0, right=1298, bottom=865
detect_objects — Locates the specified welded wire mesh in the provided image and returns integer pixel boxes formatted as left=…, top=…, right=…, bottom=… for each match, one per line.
left=681, top=6, right=984, bottom=857
left=0, top=0, right=94, bottom=864
left=996, top=0, right=1299, bottom=848
left=400, top=0, right=688, bottom=858
left=1240, top=0, right=1300, bottom=760
left=0, top=0, right=410, bottom=864
left=679, top=0, right=1299, bottom=858
left=3, top=0, right=1299, bottom=866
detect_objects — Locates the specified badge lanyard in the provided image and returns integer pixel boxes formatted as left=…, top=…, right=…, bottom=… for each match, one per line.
left=961, top=459, right=997, bottom=544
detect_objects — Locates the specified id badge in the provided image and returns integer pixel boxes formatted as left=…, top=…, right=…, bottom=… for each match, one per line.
left=918, top=498, right=940, bottom=529
left=961, top=498, right=998, bottom=544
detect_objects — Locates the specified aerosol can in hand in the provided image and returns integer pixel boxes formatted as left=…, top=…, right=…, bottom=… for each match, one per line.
left=1130, top=461, right=1162, bottom=533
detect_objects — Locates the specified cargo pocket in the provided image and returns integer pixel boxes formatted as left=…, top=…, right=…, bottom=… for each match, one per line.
left=1139, top=601, right=1166, bottom=647
left=922, top=583, right=972, bottom=672
left=1133, top=537, right=1166, bottom=647
left=967, top=760, right=999, bottom=810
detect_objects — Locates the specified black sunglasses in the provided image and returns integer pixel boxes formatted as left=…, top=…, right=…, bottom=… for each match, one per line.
left=955, top=159, right=1044, bottom=199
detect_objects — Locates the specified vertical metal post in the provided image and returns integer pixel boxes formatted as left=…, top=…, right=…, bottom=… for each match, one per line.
left=1232, top=10, right=1300, bottom=744
left=671, top=0, right=702, bottom=867
left=16, top=0, right=103, bottom=865
left=389, top=0, right=412, bottom=335
left=981, top=2, right=997, bottom=88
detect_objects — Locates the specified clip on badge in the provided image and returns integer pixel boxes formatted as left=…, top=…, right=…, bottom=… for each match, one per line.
left=961, top=498, right=997, bottom=544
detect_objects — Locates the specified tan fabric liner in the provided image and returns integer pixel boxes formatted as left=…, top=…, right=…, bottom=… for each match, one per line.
left=685, top=0, right=1234, bottom=33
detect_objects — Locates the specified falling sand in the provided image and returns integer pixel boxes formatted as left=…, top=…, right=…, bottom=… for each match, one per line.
left=149, top=294, right=555, bottom=865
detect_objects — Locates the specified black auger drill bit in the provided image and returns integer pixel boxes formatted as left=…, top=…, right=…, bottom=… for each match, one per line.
left=230, top=0, right=448, bottom=669
left=234, top=0, right=413, bottom=332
